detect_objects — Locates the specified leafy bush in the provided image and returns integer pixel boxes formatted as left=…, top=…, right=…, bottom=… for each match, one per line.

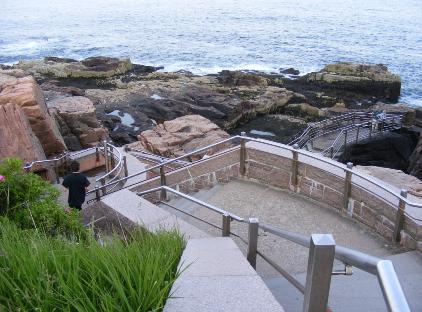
left=0, top=218, right=184, bottom=311
left=0, top=158, right=86, bottom=239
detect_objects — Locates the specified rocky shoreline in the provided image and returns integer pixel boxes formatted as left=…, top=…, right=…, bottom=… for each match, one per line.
left=1, top=56, right=422, bottom=179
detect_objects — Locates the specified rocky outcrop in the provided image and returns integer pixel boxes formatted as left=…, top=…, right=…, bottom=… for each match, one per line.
left=0, top=103, right=46, bottom=162
left=217, top=70, right=269, bottom=87
left=0, top=74, right=66, bottom=156
left=85, top=73, right=303, bottom=134
left=300, top=62, right=401, bottom=102
left=126, top=115, right=230, bottom=159
left=408, top=133, right=422, bottom=180
left=48, top=96, right=107, bottom=150
left=284, top=103, right=326, bottom=120
left=356, top=165, right=422, bottom=197
left=15, top=56, right=133, bottom=78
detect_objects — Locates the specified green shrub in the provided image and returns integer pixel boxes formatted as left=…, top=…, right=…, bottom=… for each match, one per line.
left=0, top=158, right=86, bottom=239
left=0, top=218, right=185, bottom=311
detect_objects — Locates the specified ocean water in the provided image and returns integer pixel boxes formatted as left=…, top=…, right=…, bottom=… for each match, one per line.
left=1, top=0, right=421, bottom=105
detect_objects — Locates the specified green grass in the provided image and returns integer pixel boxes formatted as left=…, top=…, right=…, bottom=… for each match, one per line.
left=0, top=218, right=185, bottom=312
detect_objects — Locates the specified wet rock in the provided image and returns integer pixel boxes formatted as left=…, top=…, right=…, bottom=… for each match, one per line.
left=280, top=68, right=300, bottom=75
left=48, top=96, right=108, bottom=149
left=413, top=108, right=422, bottom=128
left=0, top=74, right=66, bottom=156
left=127, top=115, right=230, bottom=159
left=300, top=62, right=401, bottom=102
left=0, top=103, right=46, bottom=163
left=284, top=103, right=326, bottom=120
left=14, top=56, right=133, bottom=78
left=217, top=70, right=269, bottom=87
left=44, top=56, right=78, bottom=63
left=41, top=81, right=85, bottom=96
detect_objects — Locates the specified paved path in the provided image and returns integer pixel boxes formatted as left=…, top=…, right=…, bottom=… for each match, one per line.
left=162, top=179, right=400, bottom=275
left=161, top=178, right=420, bottom=311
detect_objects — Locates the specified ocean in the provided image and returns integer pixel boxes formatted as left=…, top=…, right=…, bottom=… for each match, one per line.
left=1, top=0, right=421, bottom=105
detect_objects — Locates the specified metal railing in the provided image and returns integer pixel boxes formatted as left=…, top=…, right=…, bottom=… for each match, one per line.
left=289, top=111, right=404, bottom=150
left=23, top=141, right=127, bottom=187
left=94, top=141, right=129, bottom=195
left=135, top=185, right=410, bottom=312
left=321, top=115, right=403, bottom=158
left=23, top=147, right=99, bottom=183
left=88, top=134, right=422, bottom=228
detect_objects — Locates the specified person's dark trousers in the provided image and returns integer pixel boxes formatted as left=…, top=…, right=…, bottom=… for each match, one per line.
left=70, top=205, right=82, bottom=210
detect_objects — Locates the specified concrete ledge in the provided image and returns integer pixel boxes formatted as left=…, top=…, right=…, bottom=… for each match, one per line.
left=100, top=189, right=209, bottom=239
left=164, top=237, right=284, bottom=312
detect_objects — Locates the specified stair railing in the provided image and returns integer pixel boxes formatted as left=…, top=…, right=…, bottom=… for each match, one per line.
left=136, top=185, right=410, bottom=312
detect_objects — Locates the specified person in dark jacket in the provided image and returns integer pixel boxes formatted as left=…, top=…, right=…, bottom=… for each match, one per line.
left=62, top=161, right=90, bottom=210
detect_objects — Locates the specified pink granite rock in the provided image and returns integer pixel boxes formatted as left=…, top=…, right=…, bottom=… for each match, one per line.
left=0, top=74, right=66, bottom=156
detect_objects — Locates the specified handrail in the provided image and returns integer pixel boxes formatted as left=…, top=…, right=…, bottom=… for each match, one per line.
left=89, top=134, right=422, bottom=212
left=86, top=136, right=236, bottom=195
left=137, top=185, right=409, bottom=311
left=258, top=222, right=410, bottom=312
left=95, top=143, right=123, bottom=183
left=320, top=115, right=402, bottom=158
left=289, top=111, right=403, bottom=148
left=23, top=146, right=98, bottom=170
left=136, top=185, right=245, bottom=222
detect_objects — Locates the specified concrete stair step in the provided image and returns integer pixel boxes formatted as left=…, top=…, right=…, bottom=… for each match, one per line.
left=164, top=237, right=285, bottom=312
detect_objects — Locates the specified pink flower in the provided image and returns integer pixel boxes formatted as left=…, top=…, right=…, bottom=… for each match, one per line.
left=0, top=175, right=5, bottom=183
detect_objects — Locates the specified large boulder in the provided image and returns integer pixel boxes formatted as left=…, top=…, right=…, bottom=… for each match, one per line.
left=408, top=132, right=422, bottom=180
left=300, top=63, right=401, bottom=101
left=127, top=115, right=230, bottom=159
left=15, top=56, right=133, bottom=78
left=0, top=103, right=46, bottom=163
left=48, top=96, right=108, bottom=149
left=0, top=74, right=66, bottom=156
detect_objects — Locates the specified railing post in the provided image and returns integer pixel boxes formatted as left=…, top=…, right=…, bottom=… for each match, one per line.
left=247, top=218, right=259, bottom=269
left=160, top=162, right=167, bottom=201
left=101, top=178, right=106, bottom=196
left=54, top=160, right=60, bottom=183
left=239, top=131, right=246, bottom=175
left=222, top=213, right=231, bottom=237
left=393, top=190, right=407, bottom=242
left=109, top=145, right=115, bottom=169
left=355, top=125, right=360, bottom=143
left=292, top=144, right=299, bottom=192
left=103, top=140, right=109, bottom=173
left=344, top=130, right=348, bottom=149
left=303, top=234, right=335, bottom=312
left=123, top=156, right=128, bottom=177
left=95, top=186, right=101, bottom=201
left=343, top=162, right=353, bottom=211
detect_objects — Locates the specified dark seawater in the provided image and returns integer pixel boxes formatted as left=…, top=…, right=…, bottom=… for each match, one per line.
left=1, top=0, right=421, bottom=105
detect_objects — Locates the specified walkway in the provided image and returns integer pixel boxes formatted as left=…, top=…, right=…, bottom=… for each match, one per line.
left=160, top=178, right=421, bottom=311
